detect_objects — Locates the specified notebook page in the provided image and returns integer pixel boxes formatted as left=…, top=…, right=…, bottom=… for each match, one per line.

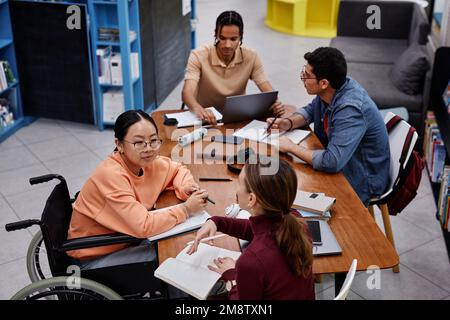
left=176, top=242, right=241, bottom=268
left=166, top=107, right=223, bottom=127
left=233, top=120, right=310, bottom=146
left=148, top=211, right=210, bottom=242
left=154, top=258, right=221, bottom=300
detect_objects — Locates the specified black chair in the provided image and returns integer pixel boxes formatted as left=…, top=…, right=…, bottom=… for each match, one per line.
left=6, top=174, right=165, bottom=299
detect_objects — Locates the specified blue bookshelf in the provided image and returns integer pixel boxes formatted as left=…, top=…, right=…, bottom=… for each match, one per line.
left=88, top=0, right=144, bottom=130
left=0, top=0, right=32, bottom=143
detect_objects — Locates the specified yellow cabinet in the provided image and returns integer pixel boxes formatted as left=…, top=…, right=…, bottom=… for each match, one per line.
left=266, top=0, right=339, bottom=38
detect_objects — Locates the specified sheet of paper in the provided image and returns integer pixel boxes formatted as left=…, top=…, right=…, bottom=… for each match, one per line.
left=148, top=211, right=210, bottom=242
left=233, top=120, right=310, bottom=146
left=166, top=107, right=223, bottom=127
left=177, top=242, right=241, bottom=268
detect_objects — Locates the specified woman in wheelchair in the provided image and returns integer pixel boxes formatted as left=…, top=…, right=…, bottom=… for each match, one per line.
left=67, top=110, right=208, bottom=270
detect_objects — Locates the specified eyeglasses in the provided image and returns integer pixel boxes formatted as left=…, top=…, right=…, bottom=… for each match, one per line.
left=123, top=138, right=163, bottom=151
left=300, top=66, right=317, bottom=82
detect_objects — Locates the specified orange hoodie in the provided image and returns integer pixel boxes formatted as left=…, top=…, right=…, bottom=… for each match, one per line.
left=67, top=152, right=195, bottom=260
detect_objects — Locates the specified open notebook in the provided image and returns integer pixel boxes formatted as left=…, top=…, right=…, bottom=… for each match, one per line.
left=165, top=107, right=223, bottom=128
left=154, top=243, right=241, bottom=300
left=233, top=120, right=310, bottom=146
left=148, top=209, right=210, bottom=242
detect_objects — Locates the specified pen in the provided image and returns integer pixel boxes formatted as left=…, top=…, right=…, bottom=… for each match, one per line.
left=187, top=233, right=227, bottom=246
left=192, top=187, right=216, bottom=205
left=263, top=116, right=278, bottom=139
left=199, top=177, right=232, bottom=181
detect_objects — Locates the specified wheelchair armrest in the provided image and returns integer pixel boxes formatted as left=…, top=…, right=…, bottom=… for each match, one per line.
left=60, top=233, right=144, bottom=251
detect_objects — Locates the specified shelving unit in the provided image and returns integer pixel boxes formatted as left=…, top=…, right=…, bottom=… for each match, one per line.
left=87, top=0, right=144, bottom=130
left=0, top=0, right=32, bottom=142
left=428, top=46, right=450, bottom=261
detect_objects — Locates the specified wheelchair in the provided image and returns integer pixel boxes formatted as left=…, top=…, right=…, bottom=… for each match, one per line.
left=5, top=174, right=168, bottom=300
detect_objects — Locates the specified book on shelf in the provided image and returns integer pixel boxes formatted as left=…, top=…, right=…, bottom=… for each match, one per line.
left=96, top=46, right=112, bottom=85
left=437, top=166, right=450, bottom=231
left=443, top=79, right=450, bottom=109
left=154, top=242, right=241, bottom=300
left=423, top=113, right=446, bottom=183
left=110, top=53, right=122, bottom=86
left=102, top=89, right=124, bottom=123
left=232, top=120, right=310, bottom=146
left=0, top=61, right=8, bottom=91
left=0, top=97, right=14, bottom=129
left=98, top=28, right=137, bottom=42
left=130, top=52, right=139, bottom=80
left=292, top=190, right=336, bottom=215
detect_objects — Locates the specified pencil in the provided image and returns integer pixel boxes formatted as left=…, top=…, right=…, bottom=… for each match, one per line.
left=199, top=177, right=232, bottom=181
left=192, top=187, right=216, bottom=204
left=263, top=116, right=278, bottom=139
left=186, top=233, right=227, bottom=246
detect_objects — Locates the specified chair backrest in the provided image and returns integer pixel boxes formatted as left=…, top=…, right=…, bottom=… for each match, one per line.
left=383, top=112, right=418, bottom=195
left=334, top=259, right=358, bottom=300
left=40, top=177, right=74, bottom=276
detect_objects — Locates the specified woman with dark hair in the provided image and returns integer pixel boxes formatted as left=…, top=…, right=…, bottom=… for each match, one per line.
left=188, top=159, right=315, bottom=300
left=182, top=10, right=289, bottom=124
left=67, top=110, right=208, bottom=269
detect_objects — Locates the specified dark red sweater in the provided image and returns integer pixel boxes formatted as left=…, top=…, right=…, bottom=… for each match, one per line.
left=210, top=214, right=315, bottom=300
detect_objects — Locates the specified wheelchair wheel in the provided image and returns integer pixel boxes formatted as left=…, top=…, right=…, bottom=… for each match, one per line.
left=11, top=276, right=123, bottom=300
left=27, top=230, right=51, bottom=282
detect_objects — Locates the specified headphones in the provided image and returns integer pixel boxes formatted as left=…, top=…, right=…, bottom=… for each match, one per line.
left=225, top=203, right=241, bottom=218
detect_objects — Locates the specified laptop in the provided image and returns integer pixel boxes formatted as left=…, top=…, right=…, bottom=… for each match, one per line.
left=219, top=91, right=278, bottom=124
left=308, top=220, right=342, bottom=256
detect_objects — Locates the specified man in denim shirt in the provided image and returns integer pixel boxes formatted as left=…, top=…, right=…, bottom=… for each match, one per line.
left=267, top=47, right=390, bottom=206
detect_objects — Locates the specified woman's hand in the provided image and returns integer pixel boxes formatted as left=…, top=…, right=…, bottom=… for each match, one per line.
left=186, top=219, right=218, bottom=255
left=183, top=184, right=200, bottom=197
left=184, top=189, right=209, bottom=217
left=208, top=257, right=236, bottom=275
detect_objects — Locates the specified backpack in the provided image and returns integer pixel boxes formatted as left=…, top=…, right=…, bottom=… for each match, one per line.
left=384, top=115, right=425, bottom=215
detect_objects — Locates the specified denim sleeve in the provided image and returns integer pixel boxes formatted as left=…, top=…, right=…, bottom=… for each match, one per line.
left=295, top=102, right=314, bottom=124
left=312, top=105, right=366, bottom=172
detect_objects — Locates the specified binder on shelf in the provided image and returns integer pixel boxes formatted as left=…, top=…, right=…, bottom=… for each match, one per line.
left=110, top=53, right=122, bottom=86
left=131, top=52, right=139, bottom=80
left=96, top=46, right=112, bottom=85
left=102, top=89, right=124, bottom=123
left=0, top=61, right=7, bottom=90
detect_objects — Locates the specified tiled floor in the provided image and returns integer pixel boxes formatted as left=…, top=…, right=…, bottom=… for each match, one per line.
left=0, top=0, right=449, bottom=300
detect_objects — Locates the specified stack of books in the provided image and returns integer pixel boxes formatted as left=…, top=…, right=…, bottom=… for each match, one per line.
left=292, top=190, right=336, bottom=221
left=437, top=166, right=450, bottom=232
left=98, top=28, right=137, bottom=42
left=96, top=48, right=139, bottom=85
left=423, top=111, right=446, bottom=183
left=0, top=61, right=16, bottom=91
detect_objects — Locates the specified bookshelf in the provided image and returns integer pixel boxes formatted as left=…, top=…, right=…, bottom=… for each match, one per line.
left=0, top=0, right=31, bottom=143
left=427, top=46, right=450, bottom=260
left=87, top=0, right=144, bottom=130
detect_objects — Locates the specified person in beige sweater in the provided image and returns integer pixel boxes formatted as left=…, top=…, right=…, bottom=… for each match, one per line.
left=67, top=110, right=208, bottom=270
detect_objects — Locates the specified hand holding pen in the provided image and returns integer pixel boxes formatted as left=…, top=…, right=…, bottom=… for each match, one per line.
left=184, top=188, right=212, bottom=217
left=262, top=116, right=278, bottom=139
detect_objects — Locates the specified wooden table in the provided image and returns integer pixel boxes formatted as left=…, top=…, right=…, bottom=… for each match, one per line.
left=152, top=110, right=399, bottom=293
